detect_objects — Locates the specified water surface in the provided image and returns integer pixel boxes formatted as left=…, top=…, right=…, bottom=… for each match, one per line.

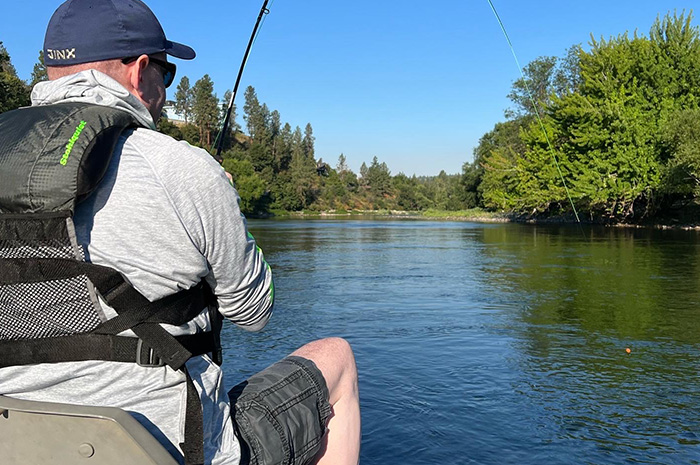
left=221, top=219, right=700, bottom=465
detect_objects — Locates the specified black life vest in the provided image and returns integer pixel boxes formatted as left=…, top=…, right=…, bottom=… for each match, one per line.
left=0, top=102, right=219, bottom=465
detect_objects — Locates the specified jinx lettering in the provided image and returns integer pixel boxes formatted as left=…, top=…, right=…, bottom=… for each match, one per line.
left=47, top=48, right=76, bottom=61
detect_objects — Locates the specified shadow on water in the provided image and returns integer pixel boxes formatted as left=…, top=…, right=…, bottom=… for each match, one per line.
left=222, top=219, right=700, bottom=465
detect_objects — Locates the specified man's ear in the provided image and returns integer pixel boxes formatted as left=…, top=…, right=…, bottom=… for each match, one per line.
left=125, top=55, right=149, bottom=96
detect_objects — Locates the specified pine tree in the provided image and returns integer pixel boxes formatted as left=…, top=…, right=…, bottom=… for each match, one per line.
left=174, top=76, right=193, bottom=124
left=302, top=123, right=315, bottom=160
left=337, top=153, right=349, bottom=173
left=277, top=123, right=293, bottom=172
left=0, top=42, right=30, bottom=113
left=289, top=126, right=318, bottom=209
left=0, top=42, right=18, bottom=75
left=270, top=110, right=282, bottom=170
left=359, top=162, right=369, bottom=189
left=365, top=156, right=392, bottom=197
left=191, top=74, right=218, bottom=147
left=214, top=89, right=240, bottom=154
left=243, top=86, right=265, bottom=140
left=29, top=50, right=47, bottom=87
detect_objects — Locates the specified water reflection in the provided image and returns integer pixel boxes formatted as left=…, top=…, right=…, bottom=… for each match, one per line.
left=479, top=224, right=700, bottom=463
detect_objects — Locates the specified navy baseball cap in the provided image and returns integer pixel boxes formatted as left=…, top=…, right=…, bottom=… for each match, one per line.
left=44, top=0, right=195, bottom=66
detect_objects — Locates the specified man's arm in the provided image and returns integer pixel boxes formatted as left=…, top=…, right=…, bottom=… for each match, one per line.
left=157, top=138, right=274, bottom=331
left=201, top=167, right=274, bottom=331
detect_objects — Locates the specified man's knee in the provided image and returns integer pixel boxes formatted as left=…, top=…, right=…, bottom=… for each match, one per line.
left=291, top=337, right=358, bottom=394
left=293, top=337, right=354, bottom=366
left=321, top=337, right=355, bottom=367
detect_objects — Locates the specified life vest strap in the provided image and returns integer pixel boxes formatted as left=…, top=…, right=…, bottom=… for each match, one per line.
left=182, top=367, right=205, bottom=465
left=0, top=331, right=218, bottom=369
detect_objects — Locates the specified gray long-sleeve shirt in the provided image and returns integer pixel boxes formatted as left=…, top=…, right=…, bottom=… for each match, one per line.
left=0, top=70, right=274, bottom=464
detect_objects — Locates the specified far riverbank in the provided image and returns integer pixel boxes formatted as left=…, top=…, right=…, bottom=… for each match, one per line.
left=254, top=208, right=700, bottom=231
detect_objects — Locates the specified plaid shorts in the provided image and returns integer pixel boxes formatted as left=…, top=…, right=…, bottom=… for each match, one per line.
left=228, top=356, right=332, bottom=465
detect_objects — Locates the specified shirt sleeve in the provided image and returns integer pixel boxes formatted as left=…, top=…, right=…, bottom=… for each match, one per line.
left=204, top=169, right=274, bottom=331
left=167, top=142, right=274, bottom=332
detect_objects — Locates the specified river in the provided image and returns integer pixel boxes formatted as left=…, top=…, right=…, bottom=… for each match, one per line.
left=220, top=219, right=700, bottom=465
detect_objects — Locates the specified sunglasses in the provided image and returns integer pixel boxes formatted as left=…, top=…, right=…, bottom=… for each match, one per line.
left=121, top=55, right=177, bottom=88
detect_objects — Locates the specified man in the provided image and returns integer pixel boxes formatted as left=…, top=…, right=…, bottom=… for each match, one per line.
left=0, top=1, right=360, bottom=464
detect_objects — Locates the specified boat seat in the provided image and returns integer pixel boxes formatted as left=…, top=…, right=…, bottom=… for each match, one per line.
left=0, top=395, right=179, bottom=465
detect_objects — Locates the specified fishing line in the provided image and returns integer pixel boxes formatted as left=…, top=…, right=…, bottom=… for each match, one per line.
left=486, top=0, right=582, bottom=224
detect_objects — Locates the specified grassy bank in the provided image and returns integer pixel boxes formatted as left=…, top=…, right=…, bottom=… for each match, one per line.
left=420, top=208, right=504, bottom=221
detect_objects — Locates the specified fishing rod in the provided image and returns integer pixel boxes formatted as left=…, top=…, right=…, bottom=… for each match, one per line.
left=213, top=0, right=272, bottom=161
left=206, top=0, right=272, bottom=366
left=486, top=0, right=582, bottom=225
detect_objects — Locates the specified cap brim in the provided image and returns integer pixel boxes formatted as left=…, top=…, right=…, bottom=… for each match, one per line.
left=165, top=40, right=196, bottom=60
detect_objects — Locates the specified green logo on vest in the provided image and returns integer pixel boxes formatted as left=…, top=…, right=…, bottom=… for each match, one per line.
left=60, top=120, right=87, bottom=166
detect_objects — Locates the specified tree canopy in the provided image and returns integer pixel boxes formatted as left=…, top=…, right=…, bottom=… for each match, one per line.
left=477, top=11, right=700, bottom=221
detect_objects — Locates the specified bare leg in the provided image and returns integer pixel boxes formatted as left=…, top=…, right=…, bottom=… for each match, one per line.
left=291, top=337, right=361, bottom=465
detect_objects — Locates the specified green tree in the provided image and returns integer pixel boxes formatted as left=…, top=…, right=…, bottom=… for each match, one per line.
left=335, top=156, right=359, bottom=201
left=553, top=45, right=583, bottom=96
left=191, top=74, right=219, bottom=147
left=269, top=109, right=282, bottom=170
left=317, top=167, right=348, bottom=210
left=393, top=173, right=430, bottom=210
left=302, top=123, right=315, bottom=159
left=242, top=87, right=274, bottom=175
left=174, top=76, right=193, bottom=124
left=478, top=11, right=700, bottom=220
left=506, top=56, right=559, bottom=118
left=287, top=126, right=318, bottom=210
left=479, top=117, right=539, bottom=211
left=29, top=50, right=48, bottom=87
left=243, top=86, right=268, bottom=142
left=460, top=161, right=483, bottom=208
left=157, top=117, right=183, bottom=140
left=506, top=49, right=582, bottom=119
left=277, top=122, right=293, bottom=172
left=214, top=89, right=239, bottom=154
left=0, top=42, right=18, bottom=75
left=561, top=11, right=700, bottom=218
left=0, top=42, right=30, bottom=113
left=180, top=124, right=201, bottom=146
left=662, top=108, right=700, bottom=198
left=337, top=153, right=349, bottom=173
left=341, top=169, right=359, bottom=195
left=359, top=162, right=369, bottom=189
left=222, top=158, right=266, bottom=214
left=364, top=156, right=393, bottom=204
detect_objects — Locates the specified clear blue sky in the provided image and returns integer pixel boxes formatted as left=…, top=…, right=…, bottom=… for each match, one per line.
left=2, top=0, right=696, bottom=176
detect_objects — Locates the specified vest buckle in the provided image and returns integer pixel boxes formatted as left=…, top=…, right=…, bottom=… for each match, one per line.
left=136, top=339, right=165, bottom=367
